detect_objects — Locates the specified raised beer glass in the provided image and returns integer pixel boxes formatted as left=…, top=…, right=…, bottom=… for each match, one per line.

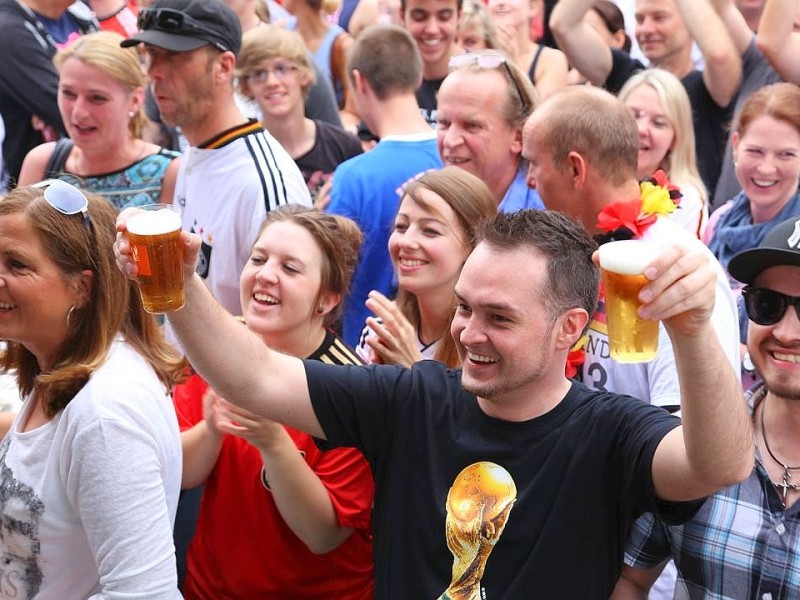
left=127, top=204, right=185, bottom=314
left=598, top=240, right=662, bottom=363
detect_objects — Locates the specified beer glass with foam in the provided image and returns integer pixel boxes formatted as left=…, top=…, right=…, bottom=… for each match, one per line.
left=127, top=204, right=185, bottom=314
left=598, top=240, right=662, bottom=363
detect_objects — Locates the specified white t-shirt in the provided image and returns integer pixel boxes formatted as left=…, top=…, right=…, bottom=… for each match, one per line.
left=0, top=339, right=182, bottom=599
left=668, top=183, right=708, bottom=239
left=174, top=125, right=311, bottom=316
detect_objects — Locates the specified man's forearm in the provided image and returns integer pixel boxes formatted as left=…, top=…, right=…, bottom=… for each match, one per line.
left=674, top=0, right=741, bottom=106
left=757, top=0, right=800, bottom=83
left=168, top=274, right=324, bottom=437
left=549, top=0, right=613, bottom=86
left=671, top=323, right=754, bottom=488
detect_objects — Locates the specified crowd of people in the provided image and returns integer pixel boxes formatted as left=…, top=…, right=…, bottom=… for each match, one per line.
left=0, top=0, right=799, bottom=597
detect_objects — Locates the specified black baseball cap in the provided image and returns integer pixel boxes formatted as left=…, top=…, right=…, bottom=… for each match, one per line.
left=121, top=0, right=242, bottom=56
left=728, top=216, right=800, bottom=284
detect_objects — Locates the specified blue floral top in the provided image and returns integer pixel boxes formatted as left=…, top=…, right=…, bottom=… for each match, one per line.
left=54, top=148, right=179, bottom=211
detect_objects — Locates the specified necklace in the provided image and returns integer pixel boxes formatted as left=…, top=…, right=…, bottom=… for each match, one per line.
left=760, top=398, right=800, bottom=507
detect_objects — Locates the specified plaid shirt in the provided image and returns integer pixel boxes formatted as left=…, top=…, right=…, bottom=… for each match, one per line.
left=624, top=385, right=800, bottom=600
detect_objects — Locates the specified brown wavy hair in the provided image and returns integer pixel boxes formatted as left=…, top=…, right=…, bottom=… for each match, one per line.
left=0, top=185, right=187, bottom=417
left=255, top=206, right=363, bottom=328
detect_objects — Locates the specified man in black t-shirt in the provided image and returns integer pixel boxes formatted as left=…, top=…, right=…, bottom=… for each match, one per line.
left=117, top=200, right=753, bottom=599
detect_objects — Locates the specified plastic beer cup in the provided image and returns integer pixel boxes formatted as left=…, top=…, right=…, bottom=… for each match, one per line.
left=127, top=204, right=185, bottom=314
left=598, top=240, right=662, bottom=363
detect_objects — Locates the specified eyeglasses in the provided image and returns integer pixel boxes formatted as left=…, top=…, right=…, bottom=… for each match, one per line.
left=137, top=7, right=228, bottom=52
left=448, top=52, right=530, bottom=114
left=245, top=64, right=299, bottom=84
left=743, top=287, right=800, bottom=326
left=32, top=179, right=92, bottom=233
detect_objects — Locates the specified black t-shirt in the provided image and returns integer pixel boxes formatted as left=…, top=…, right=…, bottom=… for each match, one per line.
left=296, top=119, right=362, bottom=201
left=416, top=77, right=444, bottom=128
left=307, top=360, right=687, bottom=599
left=605, top=49, right=733, bottom=200
left=680, top=69, right=733, bottom=201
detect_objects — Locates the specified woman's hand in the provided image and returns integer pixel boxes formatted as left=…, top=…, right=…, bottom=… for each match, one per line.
left=364, top=290, right=425, bottom=368
left=209, top=395, right=286, bottom=453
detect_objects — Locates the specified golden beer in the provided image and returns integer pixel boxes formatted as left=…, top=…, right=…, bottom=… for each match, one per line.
left=127, top=205, right=185, bottom=314
left=598, top=240, right=661, bottom=363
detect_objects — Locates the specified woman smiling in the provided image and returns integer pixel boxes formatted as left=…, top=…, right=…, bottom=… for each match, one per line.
left=0, top=182, right=185, bottom=597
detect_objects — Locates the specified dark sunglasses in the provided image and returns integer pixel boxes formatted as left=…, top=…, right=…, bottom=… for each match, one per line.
left=743, top=286, right=800, bottom=326
left=33, top=179, right=93, bottom=234
left=137, top=7, right=228, bottom=51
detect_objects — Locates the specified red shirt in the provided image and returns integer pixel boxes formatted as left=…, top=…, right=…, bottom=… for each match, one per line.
left=174, top=370, right=374, bottom=599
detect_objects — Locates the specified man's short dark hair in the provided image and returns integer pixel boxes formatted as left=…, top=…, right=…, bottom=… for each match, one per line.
left=477, top=210, right=599, bottom=321
left=347, top=25, right=422, bottom=99
left=399, top=0, right=463, bottom=12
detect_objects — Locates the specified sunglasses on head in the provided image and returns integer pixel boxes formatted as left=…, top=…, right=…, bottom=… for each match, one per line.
left=742, top=286, right=800, bottom=326
left=32, top=179, right=92, bottom=233
left=448, top=52, right=530, bottom=114
left=137, top=7, right=228, bottom=52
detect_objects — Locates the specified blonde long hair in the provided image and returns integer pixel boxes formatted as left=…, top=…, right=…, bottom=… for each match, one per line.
left=619, top=69, right=708, bottom=206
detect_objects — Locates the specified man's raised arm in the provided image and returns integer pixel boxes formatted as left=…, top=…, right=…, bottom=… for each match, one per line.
left=115, top=216, right=325, bottom=439
left=549, top=0, right=614, bottom=86
left=640, top=246, right=753, bottom=500
left=709, top=0, right=756, bottom=55
left=674, top=0, right=741, bottom=107
left=757, top=0, right=800, bottom=83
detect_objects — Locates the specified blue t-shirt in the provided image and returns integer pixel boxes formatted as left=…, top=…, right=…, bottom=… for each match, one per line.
left=34, top=9, right=81, bottom=44
left=327, top=133, right=441, bottom=346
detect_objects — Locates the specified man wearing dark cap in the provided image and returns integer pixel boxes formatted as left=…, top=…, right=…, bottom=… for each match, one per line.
left=123, top=0, right=311, bottom=316
left=613, top=216, right=800, bottom=600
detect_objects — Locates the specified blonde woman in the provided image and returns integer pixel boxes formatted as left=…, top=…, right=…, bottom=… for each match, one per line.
left=18, top=32, right=179, bottom=210
left=619, top=68, right=709, bottom=237
left=457, top=0, right=501, bottom=53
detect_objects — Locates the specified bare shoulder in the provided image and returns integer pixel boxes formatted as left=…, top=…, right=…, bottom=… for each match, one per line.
left=18, top=141, right=58, bottom=186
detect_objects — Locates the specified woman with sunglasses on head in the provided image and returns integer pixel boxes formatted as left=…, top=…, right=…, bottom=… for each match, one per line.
left=174, top=205, right=374, bottom=599
left=356, top=167, right=496, bottom=368
left=237, top=26, right=362, bottom=206
left=0, top=181, right=186, bottom=598
left=619, top=69, right=709, bottom=238
left=488, top=0, right=568, bottom=100
left=17, top=31, right=179, bottom=211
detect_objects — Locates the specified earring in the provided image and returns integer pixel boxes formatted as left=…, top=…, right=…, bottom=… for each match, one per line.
left=128, top=111, right=135, bottom=118
left=66, top=305, right=76, bottom=328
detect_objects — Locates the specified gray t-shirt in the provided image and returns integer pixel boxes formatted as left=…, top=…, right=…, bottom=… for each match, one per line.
left=711, top=37, right=782, bottom=211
